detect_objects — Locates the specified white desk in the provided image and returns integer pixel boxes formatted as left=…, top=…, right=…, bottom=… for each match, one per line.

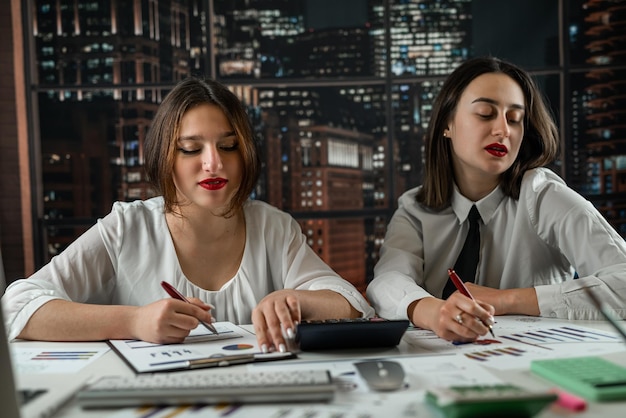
left=13, top=318, right=626, bottom=418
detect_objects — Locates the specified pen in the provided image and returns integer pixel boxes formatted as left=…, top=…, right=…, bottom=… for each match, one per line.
left=447, top=268, right=496, bottom=338
left=160, top=281, right=219, bottom=335
left=150, top=351, right=296, bottom=370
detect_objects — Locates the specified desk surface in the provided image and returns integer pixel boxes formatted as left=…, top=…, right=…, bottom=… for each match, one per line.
left=13, top=317, right=626, bottom=418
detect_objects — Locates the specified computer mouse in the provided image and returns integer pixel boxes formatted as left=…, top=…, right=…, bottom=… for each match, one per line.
left=354, top=360, right=405, bottom=391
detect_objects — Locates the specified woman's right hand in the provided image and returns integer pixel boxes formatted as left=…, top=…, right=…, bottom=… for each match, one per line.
left=251, top=289, right=302, bottom=354
left=409, top=295, right=495, bottom=342
left=131, top=298, right=214, bottom=344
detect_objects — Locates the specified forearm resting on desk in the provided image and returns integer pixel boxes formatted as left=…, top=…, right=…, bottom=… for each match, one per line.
left=17, top=300, right=140, bottom=341
left=17, top=298, right=213, bottom=343
left=298, top=289, right=361, bottom=320
left=465, top=284, right=540, bottom=316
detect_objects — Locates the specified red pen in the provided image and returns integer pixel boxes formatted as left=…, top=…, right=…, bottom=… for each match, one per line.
left=447, top=268, right=495, bottom=337
left=160, top=281, right=218, bottom=335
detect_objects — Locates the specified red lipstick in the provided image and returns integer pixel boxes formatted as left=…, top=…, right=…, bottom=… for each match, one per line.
left=485, top=143, right=508, bottom=157
left=199, top=177, right=227, bottom=190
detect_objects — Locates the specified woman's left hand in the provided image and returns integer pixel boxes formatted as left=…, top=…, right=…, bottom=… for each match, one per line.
left=251, top=289, right=301, bottom=353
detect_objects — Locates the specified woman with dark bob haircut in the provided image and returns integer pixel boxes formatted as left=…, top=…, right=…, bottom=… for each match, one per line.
left=3, top=77, right=374, bottom=352
left=367, top=57, right=626, bottom=343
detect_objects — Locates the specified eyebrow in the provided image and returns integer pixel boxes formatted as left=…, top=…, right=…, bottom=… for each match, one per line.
left=178, top=131, right=237, bottom=142
left=472, top=97, right=525, bottom=111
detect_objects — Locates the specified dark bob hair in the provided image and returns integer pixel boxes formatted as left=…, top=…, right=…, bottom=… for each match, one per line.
left=417, top=56, right=560, bottom=209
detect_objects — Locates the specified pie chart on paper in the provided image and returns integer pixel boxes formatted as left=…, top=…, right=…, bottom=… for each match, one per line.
left=222, top=343, right=254, bottom=351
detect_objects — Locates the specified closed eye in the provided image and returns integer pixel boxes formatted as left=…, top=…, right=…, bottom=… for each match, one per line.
left=177, top=148, right=201, bottom=155
left=477, top=112, right=523, bottom=124
left=219, top=143, right=239, bottom=152
left=506, top=111, right=525, bottom=124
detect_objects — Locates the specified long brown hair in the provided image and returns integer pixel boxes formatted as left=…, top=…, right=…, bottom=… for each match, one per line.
left=417, top=57, right=559, bottom=209
left=144, top=77, right=260, bottom=216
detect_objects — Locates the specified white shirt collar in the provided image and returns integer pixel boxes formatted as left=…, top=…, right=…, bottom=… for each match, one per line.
left=451, top=184, right=506, bottom=225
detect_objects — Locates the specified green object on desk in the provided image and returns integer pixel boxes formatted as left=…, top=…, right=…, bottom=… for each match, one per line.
left=531, top=356, right=626, bottom=401
left=425, top=384, right=557, bottom=418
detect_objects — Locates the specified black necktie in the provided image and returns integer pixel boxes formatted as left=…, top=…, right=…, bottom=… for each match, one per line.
left=443, top=205, right=481, bottom=299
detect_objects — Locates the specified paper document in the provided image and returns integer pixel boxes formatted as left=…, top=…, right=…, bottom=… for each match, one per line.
left=404, top=315, right=626, bottom=369
left=10, top=344, right=109, bottom=374
left=109, top=321, right=266, bottom=373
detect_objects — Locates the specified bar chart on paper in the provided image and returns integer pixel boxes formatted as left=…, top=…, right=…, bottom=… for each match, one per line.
left=464, top=346, right=527, bottom=362
left=10, top=345, right=109, bottom=374
left=461, top=319, right=626, bottom=368
left=498, top=325, right=621, bottom=347
left=405, top=316, right=626, bottom=369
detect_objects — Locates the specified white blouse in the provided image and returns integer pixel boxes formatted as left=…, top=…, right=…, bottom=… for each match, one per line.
left=368, top=168, right=626, bottom=322
left=2, top=198, right=374, bottom=340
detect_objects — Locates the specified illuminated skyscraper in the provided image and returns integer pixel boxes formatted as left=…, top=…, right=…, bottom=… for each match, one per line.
left=370, top=0, right=471, bottom=77
left=369, top=0, right=472, bottom=188
left=295, top=126, right=375, bottom=292
left=568, top=0, right=626, bottom=234
left=34, top=0, right=206, bottom=258
left=212, top=0, right=306, bottom=78
left=255, top=85, right=381, bottom=289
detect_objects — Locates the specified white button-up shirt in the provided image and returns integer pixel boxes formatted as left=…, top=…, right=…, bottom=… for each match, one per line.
left=368, top=168, right=626, bottom=321
left=3, top=198, right=374, bottom=340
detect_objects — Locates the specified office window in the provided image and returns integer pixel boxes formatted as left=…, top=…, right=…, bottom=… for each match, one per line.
left=25, top=0, right=626, bottom=285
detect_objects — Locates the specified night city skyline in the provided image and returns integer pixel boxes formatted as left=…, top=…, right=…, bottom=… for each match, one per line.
left=13, top=0, right=626, bottom=290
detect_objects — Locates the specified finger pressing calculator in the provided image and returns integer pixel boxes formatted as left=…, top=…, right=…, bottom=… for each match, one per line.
left=425, top=384, right=557, bottom=418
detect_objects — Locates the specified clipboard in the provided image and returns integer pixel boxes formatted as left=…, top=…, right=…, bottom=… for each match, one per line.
left=108, top=321, right=296, bottom=373
left=139, top=351, right=297, bottom=371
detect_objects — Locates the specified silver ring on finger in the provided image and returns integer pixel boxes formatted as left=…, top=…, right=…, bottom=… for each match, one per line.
left=454, top=313, right=463, bottom=324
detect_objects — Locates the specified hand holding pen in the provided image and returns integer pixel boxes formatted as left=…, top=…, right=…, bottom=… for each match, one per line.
left=161, top=281, right=219, bottom=335
left=447, top=269, right=496, bottom=338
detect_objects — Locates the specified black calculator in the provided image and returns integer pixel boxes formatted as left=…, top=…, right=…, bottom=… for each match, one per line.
left=295, top=318, right=409, bottom=351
